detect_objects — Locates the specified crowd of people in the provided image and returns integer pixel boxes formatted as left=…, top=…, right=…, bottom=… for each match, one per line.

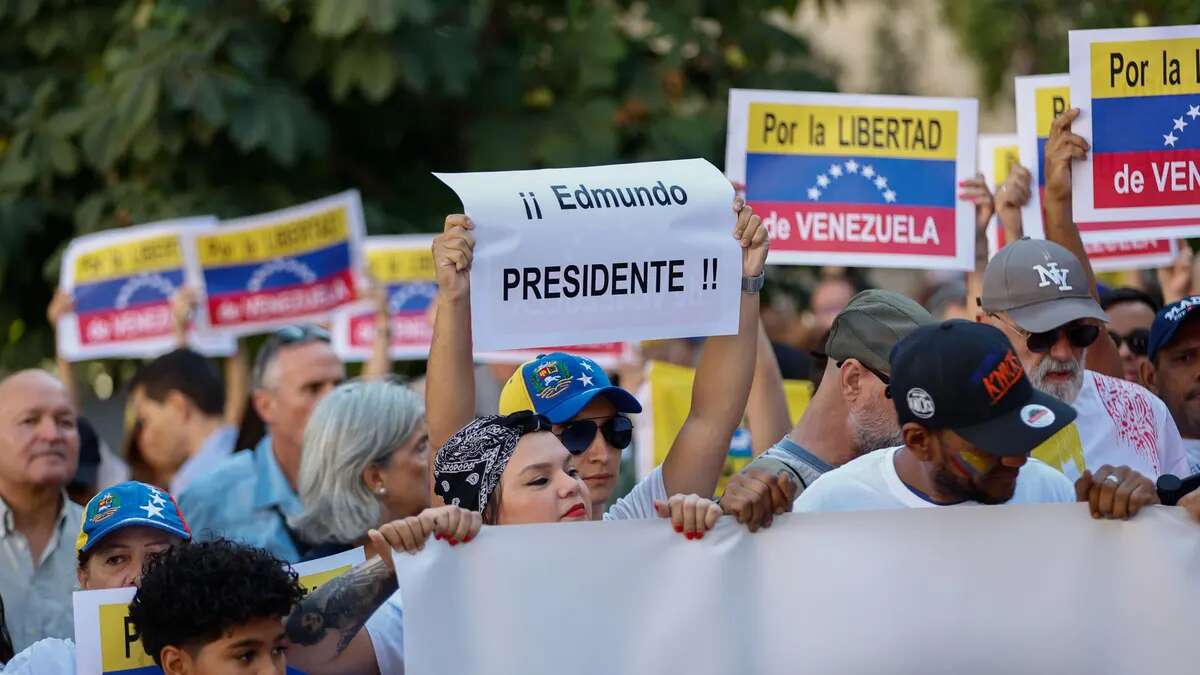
left=1, top=103, right=1199, bottom=675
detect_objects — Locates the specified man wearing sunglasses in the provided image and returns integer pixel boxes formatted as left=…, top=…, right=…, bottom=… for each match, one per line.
left=1100, top=287, right=1160, bottom=384
left=1143, top=296, right=1200, bottom=476
left=178, top=325, right=345, bottom=562
left=978, top=238, right=1189, bottom=484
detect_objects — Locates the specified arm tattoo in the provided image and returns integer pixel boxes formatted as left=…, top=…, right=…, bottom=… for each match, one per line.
left=286, top=557, right=399, bottom=654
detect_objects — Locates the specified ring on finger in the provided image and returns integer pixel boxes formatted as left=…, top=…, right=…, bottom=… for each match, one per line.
left=1104, top=474, right=1121, bottom=485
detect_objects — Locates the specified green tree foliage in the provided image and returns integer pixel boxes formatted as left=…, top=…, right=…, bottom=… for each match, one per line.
left=940, top=0, right=1200, bottom=104
left=0, top=0, right=834, bottom=370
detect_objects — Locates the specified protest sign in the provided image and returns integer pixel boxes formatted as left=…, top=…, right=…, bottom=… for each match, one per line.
left=977, top=133, right=1019, bottom=256
left=725, top=89, right=978, bottom=270
left=474, top=342, right=632, bottom=369
left=186, top=191, right=365, bottom=336
left=1069, top=25, right=1200, bottom=231
left=57, top=219, right=236, bottom=361
left=1085, top=237, right=1178, bottom=272
left=392, top=504, right=1199, bottom=675
left=331, top=235, right=437, bottom=361
left=633, top=360, right=812, bottom=494
left=435, top=159, right=740, bottom=351
left=73, top=548, right=364, bottom=674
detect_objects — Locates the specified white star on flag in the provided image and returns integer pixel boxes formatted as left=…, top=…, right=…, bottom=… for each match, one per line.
left=1173, top=116, right=1188, bottom=132
left=148, top=490, right=167, bottom=505
left=844, top=159, right=859, bottom=173
left=807, top=187, right=821, bottom=200
left=829, top=164, right=843, bottom=177
left=883, top=190, right=896, bottom=203
left=1164, top=131, right=1179, bottom=147
left=579, top=361, right=592, bottom=372
left=141, top=501, right=165, bottom=519
left=1189, top=105, right=1200, bottom=120
left=816, top=174, right=830, bottom=188
left=579, top=374, right=594, bottom=387
left=861, top=165, right=876, bottom=178
left=874, top=176, right=888, bottom=189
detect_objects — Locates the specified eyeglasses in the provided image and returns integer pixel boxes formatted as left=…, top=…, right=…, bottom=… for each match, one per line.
left=838, top=360, right=892, bottom=398
left=991, top=315, right=1100, bottom=354
left=555, top=415, right=634, bottom=454
left=1109, top=328, right=1149, bottom=356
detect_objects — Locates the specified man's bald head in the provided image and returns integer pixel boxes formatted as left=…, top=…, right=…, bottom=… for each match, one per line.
left=0, top=369, right=79, bottom=491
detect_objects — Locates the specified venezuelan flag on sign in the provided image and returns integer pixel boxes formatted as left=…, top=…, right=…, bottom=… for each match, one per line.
left=198, top=197, right=359, bottom=328
left=347, top=239, right=437, bottom=352
left=72, top=234, right=183, bottom=346
left=1088, top=36, right=1200, bottom=209
left=744, top=102, right=958, bottom=256
left=1034, top=83, right=1072, bottom=206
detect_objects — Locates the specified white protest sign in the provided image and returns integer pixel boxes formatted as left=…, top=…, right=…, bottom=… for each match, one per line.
left=1015, top=74, right=1069, bottom=239
left=58, top=219, right=236, bottom=361
left=725, top=88, right=978, bottom=270
left=392, top=504, right=1199, bottom=675
left=978, top=133, right=1019, bottom=257
left=1070, top=25, right=1200, bottom=229
left=184, top=191, right=366, bottom=337
left=291, top=546, right=367, bottom=592
left=435, top=159, right=739, bottom=351
left=1085, top=237, right=1179, bottom=272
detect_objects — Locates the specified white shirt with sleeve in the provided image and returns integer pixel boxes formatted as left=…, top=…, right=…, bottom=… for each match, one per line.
left=793, top=446, right=1075, bottom=513
left=1, top=638, right=75, bottom=674
left=364, top=590, right=404, bottom=675
left=603, top=466, right=668, bottom=521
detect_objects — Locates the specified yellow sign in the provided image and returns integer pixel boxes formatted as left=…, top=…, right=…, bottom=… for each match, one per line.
left=1091, top=37, right=1200, bottom=98
left=367, top=247, right=436, bottom=284
left=74, top=235, right=183, bottom=285
left=648, top=360, right=812, bottom=494
left=1034, top=86, right=1071, bottom=137
left=98, top=602, right=158, bottom=672
left=746, top=103, right=959, bottom=160
left=298, top=564, right=353, bottom=594
left=197, top=206, right=349, bottom=266
left=991, top=144, right=1020, bottom=187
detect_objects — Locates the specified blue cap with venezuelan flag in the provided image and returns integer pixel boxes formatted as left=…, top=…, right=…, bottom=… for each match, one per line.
left=499, top=352, right=641, bottom=424
left=76, top=481, right=192, bottom=554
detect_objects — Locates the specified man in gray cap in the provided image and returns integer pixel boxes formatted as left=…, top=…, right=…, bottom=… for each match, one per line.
left=978, top=237, right=1188, bottom=483
left=719, top=289, right=934, bottom=529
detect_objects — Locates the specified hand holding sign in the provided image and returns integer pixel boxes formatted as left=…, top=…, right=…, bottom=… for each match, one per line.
left=733, top=199, right=769, bottom=277
left=433, top=214, right=475, bottom=301
left=1044, top=108, right=1091, bottom=207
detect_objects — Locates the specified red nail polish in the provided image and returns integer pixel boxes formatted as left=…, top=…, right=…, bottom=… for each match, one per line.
left=463, top=535, right=472, bottom=543
left=434, top=533, right=441, bottom=540
left=449, top=538, right=458, bottom=546
left=685, top=532, right=694, bottom=540
left=674, top=524, right=683, bottom=533
left=697, top=532, right=704, bottom=540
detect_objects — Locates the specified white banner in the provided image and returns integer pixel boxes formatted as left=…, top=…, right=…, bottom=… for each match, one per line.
left=58, top=219, right=236, bottom=361
left=393, top=504, right=1199, bottom=675
left=435, top=160, right=739, bottom=351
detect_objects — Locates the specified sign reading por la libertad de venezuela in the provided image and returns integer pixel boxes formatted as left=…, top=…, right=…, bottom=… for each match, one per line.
left=725, top=89, right=978, bottom=271
left=435, top=159, right=741, bottom=352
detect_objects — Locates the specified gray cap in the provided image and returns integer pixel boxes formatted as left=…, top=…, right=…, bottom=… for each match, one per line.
left=825, top=290, right=935, bottom=376
left=980, top=237, right=1108, bottom=333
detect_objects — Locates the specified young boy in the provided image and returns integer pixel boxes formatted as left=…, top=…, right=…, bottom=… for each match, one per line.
left=127, top=539, right=306, bottom=675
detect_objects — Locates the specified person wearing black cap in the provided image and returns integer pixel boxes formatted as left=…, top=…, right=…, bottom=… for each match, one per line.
left=795, top=321, right=1079, bottom=511
left=1142, top=295, right=1200, bottom=476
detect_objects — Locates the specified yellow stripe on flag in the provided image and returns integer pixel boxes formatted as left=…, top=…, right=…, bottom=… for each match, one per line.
left=648, top=360, right=812, bottom=495
left=299, top=564, right=353, bottom=594
left=1090, top=37, right=1200, bottom=98
left=367, top=247, right=436, bottom=284
left=1035, top=86, right=1071, bottom=137
left=992, top=144, right=1020, bottom=187
left=746, top=103, right=958, bottom=160
left=197, top=205, right=349, bottom=266
left=73, top=234, right=183, bottom=285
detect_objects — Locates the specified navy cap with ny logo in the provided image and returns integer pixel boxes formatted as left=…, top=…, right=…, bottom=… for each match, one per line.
left=979, top=237, right=1108, bottom=334
left=888, top=320, right=1076, bottom=457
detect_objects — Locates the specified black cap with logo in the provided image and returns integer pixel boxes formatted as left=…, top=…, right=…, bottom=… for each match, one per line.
left=888, top=320, right=1076, bottom=457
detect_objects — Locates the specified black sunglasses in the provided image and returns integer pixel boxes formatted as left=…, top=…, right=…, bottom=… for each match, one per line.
left=555, top=415, right=634, bottom=454
left=1023, top=321, right=1101, bottom=353
left=1109, top=328, right=1149, bottom=356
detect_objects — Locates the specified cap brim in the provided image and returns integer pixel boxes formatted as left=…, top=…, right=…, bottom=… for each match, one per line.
left=951, top=389, right=1077, bottom=457
left=1007, top=297, right=1109, bottom=333
left=541, top=386, right=642, bottom=424
left=81, top=517, right=191, bottom=553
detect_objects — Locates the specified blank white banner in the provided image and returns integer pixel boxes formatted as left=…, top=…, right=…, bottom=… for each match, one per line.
left=393, top=503, right=1199, bottom=675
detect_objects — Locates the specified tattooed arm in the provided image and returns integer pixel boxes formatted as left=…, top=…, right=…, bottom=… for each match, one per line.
left=284, top=557, right=396, bottom=675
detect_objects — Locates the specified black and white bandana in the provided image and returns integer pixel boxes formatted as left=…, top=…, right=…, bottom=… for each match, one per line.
left=434, top=412, right=552, bottom=513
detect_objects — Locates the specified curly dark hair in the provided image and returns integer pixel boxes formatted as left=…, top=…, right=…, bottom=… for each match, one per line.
left=128, top=540, right=306, bottom=665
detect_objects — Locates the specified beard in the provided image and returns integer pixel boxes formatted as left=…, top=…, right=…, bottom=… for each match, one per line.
left=849, top=403, right=904, bottom=456
left=1028, top=348, right=1086, bottom=403
left=931, top=463, right=1016, bottom=505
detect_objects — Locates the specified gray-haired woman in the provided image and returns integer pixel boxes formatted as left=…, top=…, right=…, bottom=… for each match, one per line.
left=290, top=379, right=429, bottom=559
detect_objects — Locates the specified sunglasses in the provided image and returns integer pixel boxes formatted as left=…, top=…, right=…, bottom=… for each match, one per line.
left=993, top=315, right=1100, bottom=354
left=838, top=360, right=892, bottom=398
left=555, top=415, right=634, bottom=454
left=1109, top=328, right=1149, bottom=356
left=252, top=325, right=332, bottom=386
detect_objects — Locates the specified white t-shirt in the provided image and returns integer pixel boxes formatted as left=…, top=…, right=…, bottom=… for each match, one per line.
left=364, top=589, right=404, bottom=675
left=1032, top=370, right=1189, bottom=482
left=1, top=638, right=75, bottom=674
left=603, top=466, right=668, bottom=521
left=1182, top=438, right=1200, bottom=475
left=793, top=446, right=1075, bottom=513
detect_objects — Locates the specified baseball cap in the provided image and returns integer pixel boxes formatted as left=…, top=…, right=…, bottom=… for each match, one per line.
left=980, top=237, right=1108, bottom=333
left=889, top=320, right=1076, bottom=456
left=1147, top=295, right=1200, bottom=362
left=499, top=352, right=641, bottom=424
left=76, top=481, right=192, bottom=554
left=825, top=290, right=935, bottom=377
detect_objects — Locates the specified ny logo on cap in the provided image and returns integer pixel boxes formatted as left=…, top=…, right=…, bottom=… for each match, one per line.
left=1033, top=263, right=1072, bottom=291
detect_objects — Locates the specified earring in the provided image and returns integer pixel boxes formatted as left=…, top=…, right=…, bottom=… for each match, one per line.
left=375, top=486, right=387, bottom=496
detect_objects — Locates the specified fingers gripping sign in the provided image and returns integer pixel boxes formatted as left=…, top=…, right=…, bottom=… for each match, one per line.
left=719, top=469, right=798, bottom=532
left=432, top=214, right=475, bottom=300
left=655, top=494, right=723, bottom=540
left=369, top=505, right=483, bottom=571
left=1075, top=464, right=1160, bottom=520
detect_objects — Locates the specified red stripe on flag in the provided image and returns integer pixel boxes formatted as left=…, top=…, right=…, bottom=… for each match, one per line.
left=206, top=270, right=355, bottom=326
left=1084, top=239, right=1173, bottom=259
left=77, top=302, right=173, bottom=345
left=348, top=311, right=433, bottom=349
left=1092, top=149, right=1200, bottom=208
left=747, top=201, right=956, bottom=255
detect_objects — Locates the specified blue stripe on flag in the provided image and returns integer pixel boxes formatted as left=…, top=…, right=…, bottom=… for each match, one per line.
left=745, top=153, right=956, bottom=208
left=1091, top=93, right=1200, bottom=153
left=202, top=241, right=351, bottom=296
left=73, top=269, right=185, bottom=314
